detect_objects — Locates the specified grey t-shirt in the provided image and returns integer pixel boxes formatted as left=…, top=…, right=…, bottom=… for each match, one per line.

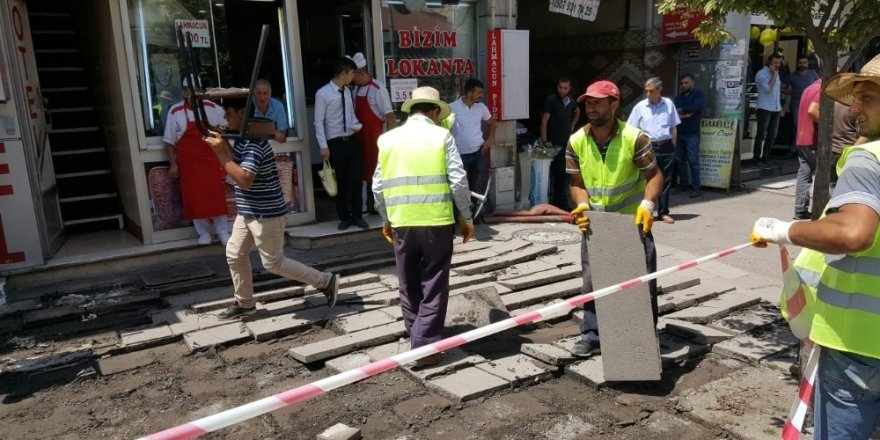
left=832, top=102, right=859, bottom=154
left=828, top=150, right=880, bottom=217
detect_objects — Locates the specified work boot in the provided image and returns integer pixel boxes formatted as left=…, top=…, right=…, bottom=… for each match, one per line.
left=218, top=303, right=257, bottom=320
left=415, top=352, right=444, bottom=367
left=570, top=340, right=600, bottom=357
left=319, top=273, right=339, bottom=308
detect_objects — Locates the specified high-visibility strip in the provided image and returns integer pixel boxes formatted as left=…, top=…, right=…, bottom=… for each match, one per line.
left=816, top=284, right=880, bottom=314
left=781, top=345, right=819, bottom=440
left=590, top=192, right=643, bottom=212
left=384, top=193, right=452, bottom=207
left=584, top=178, right=640, bottom=198
left=780, top=245, right=813, bottom=340
left=382, top=175, right=448, bottom=189
left=136, top=242, right=755, bottom=440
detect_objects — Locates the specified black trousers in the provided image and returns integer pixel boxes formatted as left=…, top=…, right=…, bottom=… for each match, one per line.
left=579, top=228, right=658, bottom=344
left=549, top=143, right=571, bottom=211
left=328, top=137, right=363, bottom=221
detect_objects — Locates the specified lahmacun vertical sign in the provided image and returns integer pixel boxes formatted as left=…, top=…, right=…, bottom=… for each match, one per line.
left=487, top=30, right=502, bottom=120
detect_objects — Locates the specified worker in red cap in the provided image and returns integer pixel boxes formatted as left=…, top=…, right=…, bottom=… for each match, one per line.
left=565, top=80, right=663, bottom=357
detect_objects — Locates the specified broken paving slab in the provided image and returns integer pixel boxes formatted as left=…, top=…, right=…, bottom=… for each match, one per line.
left=663, top=319, right=737, bottom=345
left=712, top=324, right=799, bottom=363
left=402, top=348, right=487, bottom=380
left=365, top=339, right=410, bottom=362
left=500, top=277, right=582, bottom=310
left=246, top=305, right=364, bottom=342
left=289, top=321, right=407, bottom=363
left=449, top=282, right=512, bottom=297
left=588, top=211, right=661, bottom=382
left=520, top=343, right=577, bottom=366
left=475, top=354, right=554, bottom=385
left=119, top=325, right=176, bottom=349
left=150, top=308, right=235, bottom=336
left=449, top=273, right=496, bottom=290
left=324, top=352, right=373, bottom=374
left=566, top=356, right=605, bottom=386
left=191, top=286, right=306, bottom=313
left=665, top=292, right=762, bottom=324
left=451, top=249, right=498, bottom=267
left=317, top=423, right=362, bottom=440
left=707, top=306, right=780, bottom=336
left=657, top=272, right=700, bottom=294
left=659, top=333, right=709, bottom=366
left=183, top=322, right=251, bottom=351
left=453, top=244, right=557, bottom=275
left=510, top=299, right=571, bottom=325
left=2, top=346, right=94, bottom=374
left=329, top=309, right=398, bottom=334
left=497, top=265, right=581, bottom=290
left=453, top=240, right=495, bottom=254
left=445, top=285, right=509, bottom=336
left=141, top=261, right=215, bottom=287
left=496, top=260, right=558, bottom=281
left=426, top=366, right=510, bottom=401
left=657, top=279, right=735, bottom=314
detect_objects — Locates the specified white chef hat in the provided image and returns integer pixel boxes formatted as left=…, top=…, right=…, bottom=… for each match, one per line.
left=350, top=52, right=367, bottom=69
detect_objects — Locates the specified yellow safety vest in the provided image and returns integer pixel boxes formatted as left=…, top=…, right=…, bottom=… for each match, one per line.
left=569, top=120, right=645, bottom=214
left=377, top=115, right=454, bottom=227
left=798, top=141, right=880, bottom=359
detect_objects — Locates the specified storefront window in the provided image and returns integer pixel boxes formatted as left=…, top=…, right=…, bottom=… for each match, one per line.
left=380, top=2, right=477, bottom=108
left=127, top=0, right=296, bottom=141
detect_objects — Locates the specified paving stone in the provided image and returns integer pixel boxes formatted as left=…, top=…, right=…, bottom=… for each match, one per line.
left=22, top=305, right=82, bottom=326
left=402, top=348, right=487, bottom=380
left=510, top=299, right=571, bottom=324
left=426, top=366, right=510, bottom=401
left=329, top=309, right=398, bottom=334
left=163, top=286, right=230, bottom=309
left=324, top=352, right=373, bottom=374
left=246, top=305, right=363, bottom=342
left=289, top=321, right=407, bottom=363
left=665, top=292, right=762, bottom=324
left=520, top=343, right=577, bottom=366
left=183, top=323, right=250, bottom=351
left=449, top=282, right=512, bottom=297
left=500, top=277, right=582, bottom=310
left=379, top=306, right=403, bottom=319
left=707, top=306, right=780, bottom=335
left=566, top=356, right=605, bottom=386
left=712, top=324, right=799, bottom=363
left=317, top=423, right=362, bottom=440
left=453, top=240, right=495, bottom=254
left=488, top=239, right=534, bottom=256
left=475, top=354, right=554, bottom=385
left=97, top=350, right=158, bottom=375
left=451, top=249, right=497, bottom=267
left=3, top=346, right=94, bottom=374
left=364, top=339, right=410, bottom=362
left=658, top=272, right=701, bottom=294
left=663, top=319, right=735, bottom=345
left=659, top=333, right=709, bottom=366
left=692, top=261, right=751, bottom=281
left=192, top=286, right=306, bottom=313
left=150, top=308, right=234, bottom=336
left=259, top=297, right=312, bottom=315
left=453, top=245, right=556, bottom=275
left=445, top=285, right=509, bottom=335
left=336, top=289, right=399, bottom=306
left=449, top=273, right=496, bottom=290
left=496, top=260, right=558, bottom=281
left=552, top=336, right=580, bottom=353
left=657, top=280, right=735, bottom=314
left=588, top=211, right=661, bottom=381
left=119, top=325, right=176, bottom=349
left=497, top=265, right=581, bottom=290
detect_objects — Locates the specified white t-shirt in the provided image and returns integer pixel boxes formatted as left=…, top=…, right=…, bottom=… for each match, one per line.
left=162, top=99, right=227, bottom=145
left=355, top=80, right=393, bottom=120
left=448, top=97, right=492, bottom=155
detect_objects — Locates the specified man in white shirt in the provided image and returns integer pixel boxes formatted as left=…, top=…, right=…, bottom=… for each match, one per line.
left=626, top=77, right=681, bottom=224
left=351, top=52, right=396, bottom=215
left=448, top=79, right=497, bottom=195
left=314, top=57, right=366, bottom=230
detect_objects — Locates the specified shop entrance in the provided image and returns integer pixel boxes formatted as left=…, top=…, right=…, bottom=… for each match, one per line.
left=298, top=0, right=373, bottom=222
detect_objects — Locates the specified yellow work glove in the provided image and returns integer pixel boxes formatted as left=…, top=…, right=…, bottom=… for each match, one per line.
left=382, top=223, right=393, bottom=245
left=570, top=203, right=590, bottom=234
left=459, top=218, right=475, bottom=243
left=635, top=200, right=655, bottom=234
left=750, top=217, right=793, bottom=248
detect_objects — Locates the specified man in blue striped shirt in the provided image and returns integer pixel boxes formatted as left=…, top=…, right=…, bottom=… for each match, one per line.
left=205, top=98, right=339, bottom=319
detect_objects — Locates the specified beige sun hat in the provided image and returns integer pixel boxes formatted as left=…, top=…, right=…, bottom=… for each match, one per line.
left=823, top=53, right=880, bottom=105
left=400, top=86, right=452, bottom=121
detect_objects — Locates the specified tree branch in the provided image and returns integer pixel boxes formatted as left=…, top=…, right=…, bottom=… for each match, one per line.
left=818, top=0, right=837, bottom=30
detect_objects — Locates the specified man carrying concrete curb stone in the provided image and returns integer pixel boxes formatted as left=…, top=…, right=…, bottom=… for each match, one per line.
left=750, top=53, right=880, bottom=439
left=204, top=97, right=339, bottom=320
left=566, top=80, right=663, bottom=357
left=372, top=86, right=474, bottom=367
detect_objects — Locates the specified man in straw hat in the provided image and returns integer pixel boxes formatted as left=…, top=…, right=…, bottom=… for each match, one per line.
left=750, top=54, right=880, bottom=439
left=372, top=86, right=475, bottom=367
left=566, top=80, right=663, bottom=357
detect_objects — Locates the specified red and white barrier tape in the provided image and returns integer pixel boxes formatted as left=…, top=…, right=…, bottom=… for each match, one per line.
left=782, top=345, right=819, bottom=440
left=137, top=242, right=755, bottom=440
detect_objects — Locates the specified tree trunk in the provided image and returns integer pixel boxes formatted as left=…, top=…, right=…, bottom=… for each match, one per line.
left=812, top=46, right=839, bottom=219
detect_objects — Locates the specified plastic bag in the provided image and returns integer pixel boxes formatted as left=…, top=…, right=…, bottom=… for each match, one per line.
left=318, top=160, right=337, bottom=197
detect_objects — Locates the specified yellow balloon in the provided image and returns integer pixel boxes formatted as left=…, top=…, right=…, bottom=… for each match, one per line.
left=806, top=39, right=815, bottom=55
left=750, top=26, right=760, bottom=40
left=780, top=27, right=799, bottom=36
left=759, top=28, right=777, bottom=47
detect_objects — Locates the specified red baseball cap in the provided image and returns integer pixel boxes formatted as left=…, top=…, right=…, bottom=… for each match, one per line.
left=577, top=80, right=620, bottom=102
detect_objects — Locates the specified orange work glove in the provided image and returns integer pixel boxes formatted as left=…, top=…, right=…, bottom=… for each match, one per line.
left=382, top=223, right=393, bottom=244
left=459, top=218, right=475, bottom=243
left=635, top=200, right=655, bottom=234
left=570, top=203, right=590, bottom=234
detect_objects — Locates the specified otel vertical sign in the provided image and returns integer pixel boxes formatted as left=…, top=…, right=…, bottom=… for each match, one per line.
left=487, top=30, right=502, bottom=120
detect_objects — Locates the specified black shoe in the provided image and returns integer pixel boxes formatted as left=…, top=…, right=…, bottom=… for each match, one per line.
left=570, top=340, right=600, bottom=357
left=319, top=273, right=339, bottom=307
left=351, top=217, right=369, bottom=229
left=759, top=160, right=775, bottom=168
left=793, top=212, right=812, bottom=220
left=338, top=219, right=351, bottom=230
left=689, top=190, right=700, bottom=198
left=217, top=303, right=257, bottom=320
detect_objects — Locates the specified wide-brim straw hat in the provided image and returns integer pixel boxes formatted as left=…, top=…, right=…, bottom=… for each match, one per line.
left=401, top=86, right=452, bottom=121
left=823, top=53, right=880, bottom=105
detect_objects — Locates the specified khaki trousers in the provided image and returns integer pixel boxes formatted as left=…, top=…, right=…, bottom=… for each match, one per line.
left=226, top=215, right=330, bottom=308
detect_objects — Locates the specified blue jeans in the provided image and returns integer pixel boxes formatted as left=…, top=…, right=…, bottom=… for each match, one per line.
left=460, top=151, right=484, bottom=195
left=814, top=346, right=880, bottom=439
left=675, top=133, right=701, bottom=191
left=655, top=142, right=676, bottom=216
